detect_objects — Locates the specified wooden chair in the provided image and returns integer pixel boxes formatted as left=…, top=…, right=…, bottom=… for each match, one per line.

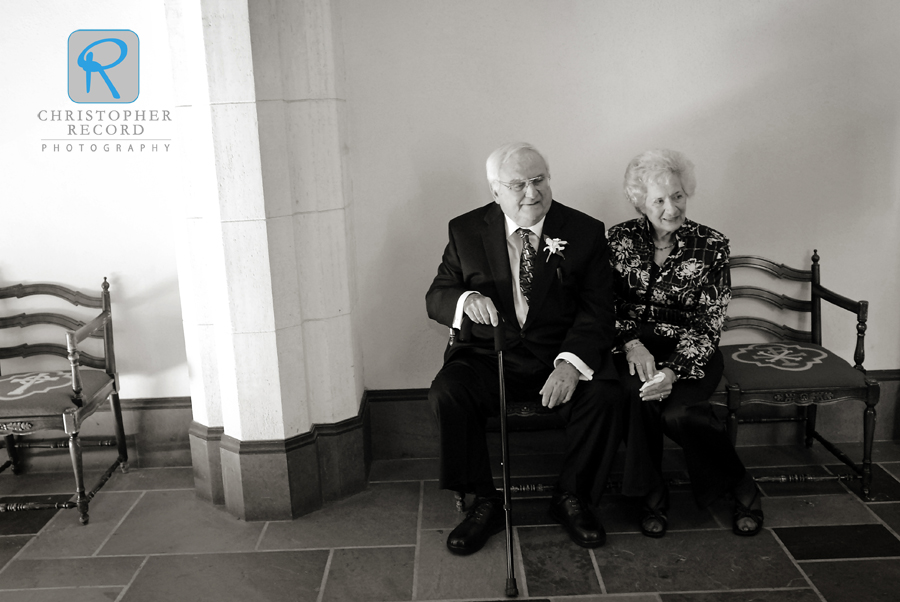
left=716, top=252, right=880, bottom=498
left=0, top=279, right=127, bottom=524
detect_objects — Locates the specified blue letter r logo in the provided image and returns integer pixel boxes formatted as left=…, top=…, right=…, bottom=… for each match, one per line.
left=68, top=30, right=139, bottom=103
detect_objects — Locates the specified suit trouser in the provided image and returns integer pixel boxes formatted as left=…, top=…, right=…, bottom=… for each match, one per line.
left=616, top=336, right=747, bottom=507
left=429, top=348, right=625, bottom=506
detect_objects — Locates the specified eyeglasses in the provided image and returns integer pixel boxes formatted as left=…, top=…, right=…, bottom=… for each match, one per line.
left=497, top=175, right=548, bottom=192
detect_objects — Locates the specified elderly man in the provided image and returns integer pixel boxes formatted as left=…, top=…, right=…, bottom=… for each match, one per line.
left=426, top=142, right=625, bottom=555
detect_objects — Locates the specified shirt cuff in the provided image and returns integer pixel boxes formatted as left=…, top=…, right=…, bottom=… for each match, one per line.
left=555, top=352, right=593, bottom=381
left=452, top=291, right=478, bottom=329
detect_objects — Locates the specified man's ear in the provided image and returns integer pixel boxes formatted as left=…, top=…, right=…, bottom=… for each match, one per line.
left=489, top=182, right=499, bottom=201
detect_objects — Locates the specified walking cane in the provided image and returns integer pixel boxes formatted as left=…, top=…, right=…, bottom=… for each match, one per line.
left=457, top=317, right=517, bottom=597
left=494, top=323, right=518, bottom=598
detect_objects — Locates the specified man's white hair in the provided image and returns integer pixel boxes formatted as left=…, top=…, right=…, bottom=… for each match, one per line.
left=485, top=142, right=550, bottom=195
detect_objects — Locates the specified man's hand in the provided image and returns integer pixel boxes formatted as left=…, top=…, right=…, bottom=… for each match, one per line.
left=540, top=361, right=579, bottom=409
left=463, top=293, right=499, bottom=326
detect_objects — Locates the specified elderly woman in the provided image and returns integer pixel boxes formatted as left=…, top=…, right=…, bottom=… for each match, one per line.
left=607, top=149, right=762, bottom=538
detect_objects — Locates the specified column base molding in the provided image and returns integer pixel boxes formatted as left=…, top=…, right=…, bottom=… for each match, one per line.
left=190, top=396, right=370, bottom=521
left=188, top=423, right=225, bottom=505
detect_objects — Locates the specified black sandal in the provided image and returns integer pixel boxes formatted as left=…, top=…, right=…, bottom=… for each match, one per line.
left=732, top=482, right=764, bottom=537
left=640, top=485, right=669, bottom=539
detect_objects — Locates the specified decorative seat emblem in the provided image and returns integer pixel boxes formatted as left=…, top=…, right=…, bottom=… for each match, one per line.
left=731, top=343, right=827, bottom=372
left=0, top=371, right=71, bottom=400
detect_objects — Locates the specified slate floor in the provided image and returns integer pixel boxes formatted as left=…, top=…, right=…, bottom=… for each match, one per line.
left=2, top=442, right=900, bottom=601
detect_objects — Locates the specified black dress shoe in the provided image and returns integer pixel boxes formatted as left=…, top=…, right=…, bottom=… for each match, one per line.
left=549, top=492, right=605, bottom=548
left=446, top=496, right=505, bottom=555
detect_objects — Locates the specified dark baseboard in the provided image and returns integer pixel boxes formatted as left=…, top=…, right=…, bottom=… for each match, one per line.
left=192, top=393, right=371, bottom=521
left=366, top=389, right=429, bottom=402
left=365, top=369, right=900, bottom=459
left=869, top=369, right=900, bottom=382
left=8, top=395, right=193, bottom=472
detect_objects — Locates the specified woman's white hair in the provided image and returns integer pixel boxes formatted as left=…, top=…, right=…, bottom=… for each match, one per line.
left=485, top=142, right=550, bottom=195
left=623, top=149, right=696, bottom=213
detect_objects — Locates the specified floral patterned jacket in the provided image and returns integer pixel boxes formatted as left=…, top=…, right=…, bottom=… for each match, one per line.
left=607, top=217, right=731, bottom=379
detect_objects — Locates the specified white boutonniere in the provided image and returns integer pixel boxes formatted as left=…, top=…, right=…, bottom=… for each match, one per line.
left=543, top=237, right=567, bottom=262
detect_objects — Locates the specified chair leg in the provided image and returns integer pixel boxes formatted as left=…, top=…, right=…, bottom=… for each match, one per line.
left=725, top=385, right=741, bottom=447
left=4, top=434, right=21, bottom=475
left=68, top=432, right=89, bottom=525
left=804, top=405, right=818, bottom=448
left=861, top=380, right=880, bottom=500
left=726, top=410, right=739, bottom=447
left=109, top=392, right=129, bottom=472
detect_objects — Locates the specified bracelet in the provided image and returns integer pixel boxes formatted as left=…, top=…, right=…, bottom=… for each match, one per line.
left=623, top=340, right=644, bottom=352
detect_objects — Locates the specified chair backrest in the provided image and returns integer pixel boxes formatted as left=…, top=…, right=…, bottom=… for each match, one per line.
left=724, top=251, right=869, bottom=371
left=0, top=280, right=116, bottom=378
left=723, top=254, right=816, bottom=344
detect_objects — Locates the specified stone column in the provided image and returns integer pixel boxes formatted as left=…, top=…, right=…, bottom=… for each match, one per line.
left=165, top=0, right=364, bottom=521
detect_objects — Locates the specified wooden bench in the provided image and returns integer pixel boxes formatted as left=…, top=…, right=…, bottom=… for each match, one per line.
left=454, top=251, right=880, bottom=510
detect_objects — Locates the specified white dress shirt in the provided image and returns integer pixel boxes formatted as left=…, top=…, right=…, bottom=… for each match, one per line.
left=451, top=214, right=592, bottom=381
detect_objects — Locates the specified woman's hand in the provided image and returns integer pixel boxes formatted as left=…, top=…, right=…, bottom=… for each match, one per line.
left=626, top=341, right=657, bottom=381
left=639, top=367, right=677, bottom=402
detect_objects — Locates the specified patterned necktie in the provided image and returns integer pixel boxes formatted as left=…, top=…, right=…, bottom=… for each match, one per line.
left=517, top=228, right=536, bottom=303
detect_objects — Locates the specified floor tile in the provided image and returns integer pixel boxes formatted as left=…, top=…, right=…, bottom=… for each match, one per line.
left=260, top=482, right=419, bottom=550
left=868, top=502, right=900, bottom=534
left=774, top=524, right=900, bottom=560
left=516, top=526, right=603, bottom=597
left=0, top=535, right=30, bottom=570
left=868, top=441, right=900, bottom=462
left=548, top=594, right=659, bottom=602
left=752, top=465, right=848, bottom=497
left=0, top=587, right=123, bottom=602
left=827, top=463, right=900, bottom=501
left=762, top=494, right=876, bottom=528
left=599, top=490, right=719, bottom=535
left=0, top=495, right=71, bottom=535
left=660, top=590, right=820, bottom=602
left=101, top=467, right=193, bottom=491
left=881, top=461, right=900, bottom=482
left=598, top=530, right=805, bottom=593
left=802, top=558, right=900, bottom=602
left=98, top=490, right=263, bottom=555
left=414, top=528, right=518, bottom=600
left=321, top=546, right=414, bottom=602
left=368, top=458, right=439, bottom=482
left=817, top=441, right=900, bottom=464
left=20, top=491, right=141, bottom=559
left=120, top=551, right=328, bottom=602
left=0, top=556, right=144, bottom=589
left=0, top=471, right=87, bottom=496
left=0, top=468, right=178, bottom=498
left=737, top=446, right=831, bottom=469
left=421, top=481, right=466, bottom=530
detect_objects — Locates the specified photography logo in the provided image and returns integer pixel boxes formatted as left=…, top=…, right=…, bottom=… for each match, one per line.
left=68, top=30, right=139, bottom=103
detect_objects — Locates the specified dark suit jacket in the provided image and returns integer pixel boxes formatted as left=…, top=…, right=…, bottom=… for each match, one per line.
left=426, top=200, right=617, bottom=381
